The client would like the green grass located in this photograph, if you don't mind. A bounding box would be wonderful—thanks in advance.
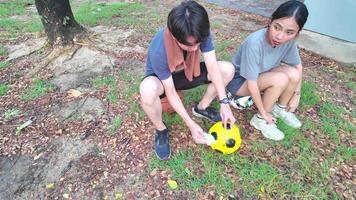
[0,84,10,96]
[0,62,9,69]
[20,79,54,100]
[3,108,21,120]
[75,2,145,26]
[0,0,33,17]
[300,80,320,110]
[149,145,341,198]
[335,145,356,161]
[0,45,8,56]
[183,85,208,105]
[335,67,356,90]
[215,40,234,61]
[211,20,223,29]
[318,102,355,142]
[109,115,123,134]
[0,18,43,34]
[92,75,118,103]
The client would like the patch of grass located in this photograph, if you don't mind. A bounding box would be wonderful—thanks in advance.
[0,18,43,34]
[92,75,118,103]
[318,102,355,142]
[109,115,123,134]
[300,80,320,110]
[75,2,145,26]
[335,145,356,161]
[163,112,184,128]
[3,108,21,120]
[20,79,54,100]
[0,84,10,96]
[183,85,207,105]
[211,20,223,29]
[0,0,33,17]
[92,75,115,88]
[0,62,9,69]
[0,45,8,56]
[276,119,300,148]
[149,148,236,196]
[345,81,356,90]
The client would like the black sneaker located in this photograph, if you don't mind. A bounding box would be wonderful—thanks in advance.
[154,129,171,160]
[192,104,222,122]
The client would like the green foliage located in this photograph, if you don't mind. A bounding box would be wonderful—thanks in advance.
[109,115,123,134]
[0,0,33,17]
[92,75,118,103]
[318,102,355,142]
[75,2,145,26]
[183,85,207,105]
[0,18,43,34]
[335,145,356,161]
[0,62,9,69]
[0,84,10,96]
[3,108,21,120]
[20,79,54,100]
[0,45,8,56]
[300,80,320,110]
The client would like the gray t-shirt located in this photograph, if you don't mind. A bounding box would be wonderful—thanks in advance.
[232,28,301,80]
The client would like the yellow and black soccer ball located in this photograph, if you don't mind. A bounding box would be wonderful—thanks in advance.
[208,122,242,155]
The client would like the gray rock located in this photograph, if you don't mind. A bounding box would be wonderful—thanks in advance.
[49,47,114,92]
[5,38,47,62]
[0,138,96,200]
[55,97,105,122]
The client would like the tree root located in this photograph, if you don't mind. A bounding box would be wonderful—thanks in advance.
[25,45,74,78]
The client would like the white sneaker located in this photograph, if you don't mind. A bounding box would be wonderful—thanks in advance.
[271,104,302,128]
[250,114,284,141]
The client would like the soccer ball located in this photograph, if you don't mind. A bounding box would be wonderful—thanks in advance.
[208,122,242,155]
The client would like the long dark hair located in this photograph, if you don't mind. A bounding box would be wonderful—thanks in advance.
[167,0,210,45]
[271,0,309,31]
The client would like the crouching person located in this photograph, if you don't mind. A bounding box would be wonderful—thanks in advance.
[227,0,309,140]
[140,0,235,160]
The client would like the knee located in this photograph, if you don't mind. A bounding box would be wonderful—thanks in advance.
[218,61,235,83]
[287,67,301,83]
[140,79,161,105]
[272,72,289,90]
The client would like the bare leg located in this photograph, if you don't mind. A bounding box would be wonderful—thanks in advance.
[271,66,301,106]
[139,76,166,130]
[235,71,289,112]
[198,61,235,109]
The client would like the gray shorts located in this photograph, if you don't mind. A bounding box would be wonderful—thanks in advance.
[227,71,246,95]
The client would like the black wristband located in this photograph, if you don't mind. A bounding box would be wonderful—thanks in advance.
[219,97,229,104]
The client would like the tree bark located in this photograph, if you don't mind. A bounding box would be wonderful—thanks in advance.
[35,0,86,45]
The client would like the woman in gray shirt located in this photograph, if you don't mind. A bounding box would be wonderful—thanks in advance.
[227,0,309,140]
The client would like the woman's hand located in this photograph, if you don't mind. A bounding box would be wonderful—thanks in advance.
[261,112,276,124]
[287,93,300,112]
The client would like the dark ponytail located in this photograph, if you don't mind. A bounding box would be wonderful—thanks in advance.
[271,0,309,31]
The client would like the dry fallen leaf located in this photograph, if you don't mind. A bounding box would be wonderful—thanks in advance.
[115,193,123,199]
[68,89,82,98]
[63,193,69,199]
[167,180,177,189]
[46,183,55,189]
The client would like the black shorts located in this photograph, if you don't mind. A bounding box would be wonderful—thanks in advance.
[143,62,211,98]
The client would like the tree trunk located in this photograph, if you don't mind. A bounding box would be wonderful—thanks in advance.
[35,0,86,45]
